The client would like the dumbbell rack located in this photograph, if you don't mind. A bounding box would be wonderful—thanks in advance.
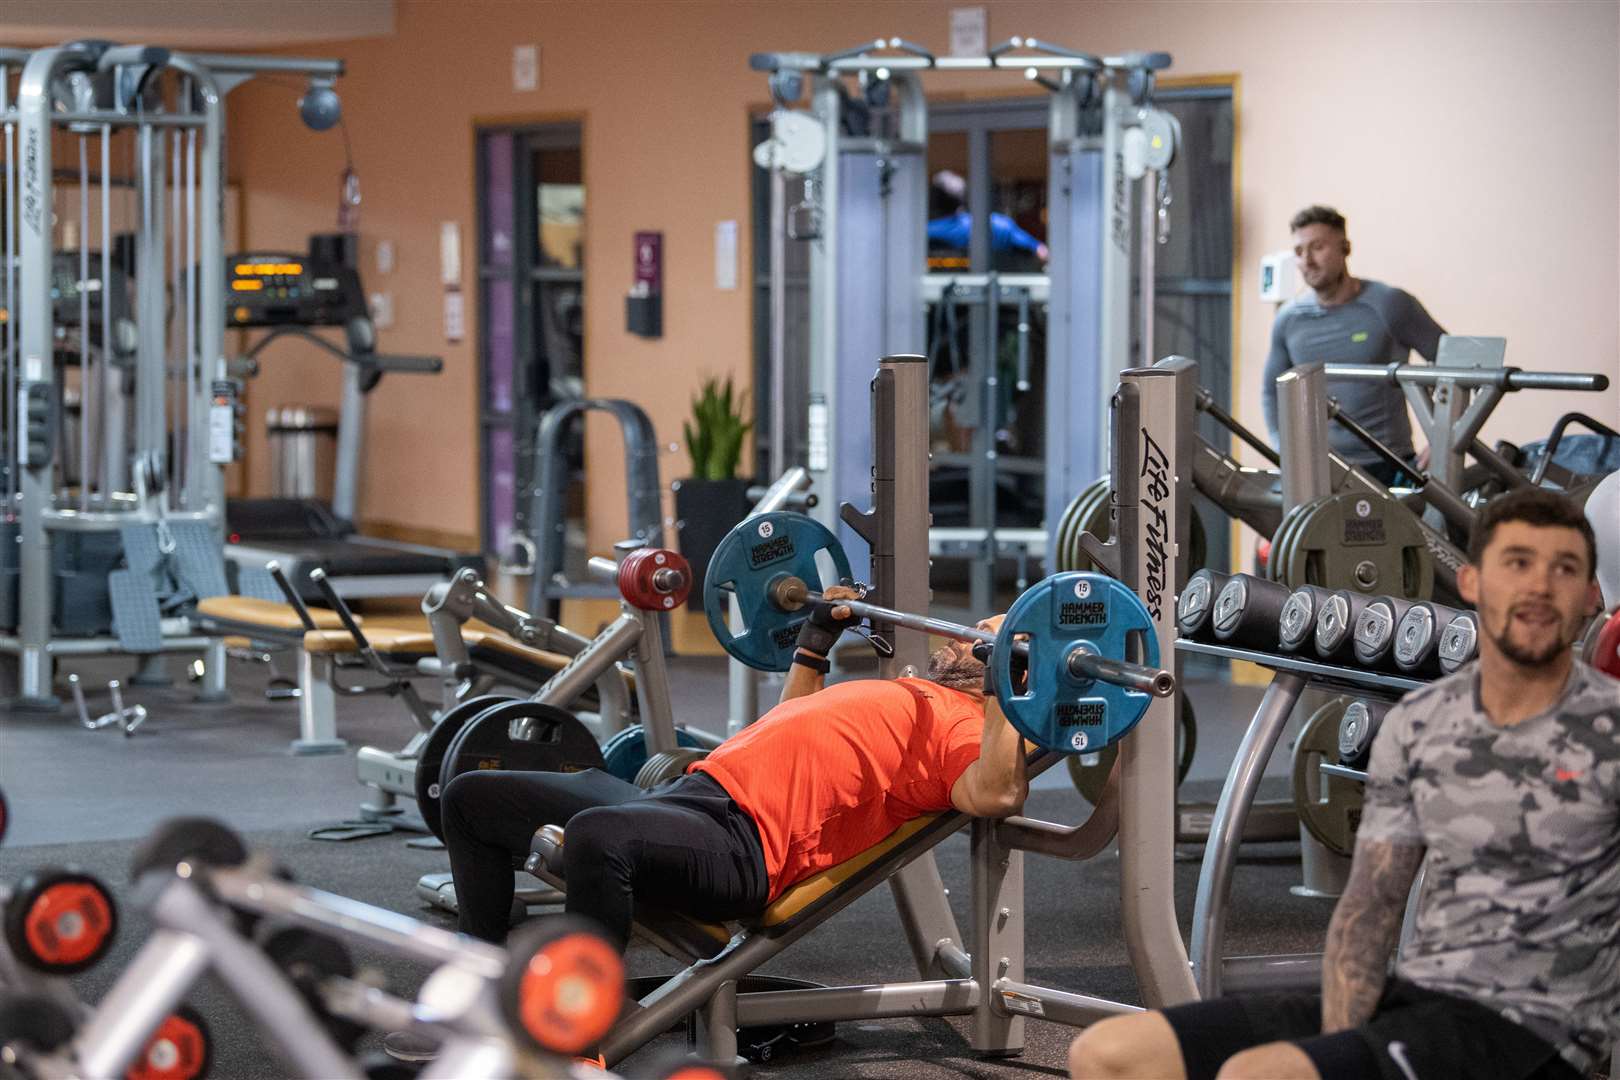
[1179,638,1421,999]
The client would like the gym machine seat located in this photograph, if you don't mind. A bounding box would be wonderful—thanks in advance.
[526,811,957,964]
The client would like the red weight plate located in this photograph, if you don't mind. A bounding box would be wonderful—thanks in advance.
[127,1009,210,1080]
[24,880,115,969]
[517,931,625,1055]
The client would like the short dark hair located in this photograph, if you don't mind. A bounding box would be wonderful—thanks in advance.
[1290,205,1346,233]
[1466,487,1597,578]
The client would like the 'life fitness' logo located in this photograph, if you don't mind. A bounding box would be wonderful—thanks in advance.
[758,521,774,539]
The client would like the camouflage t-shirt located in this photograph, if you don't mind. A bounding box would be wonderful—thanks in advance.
[1358,660,1620,1072]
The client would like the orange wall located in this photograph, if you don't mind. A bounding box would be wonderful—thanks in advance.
[226,0,1619,552]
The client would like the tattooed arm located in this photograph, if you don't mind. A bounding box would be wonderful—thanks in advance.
[1321,837,1426,1032]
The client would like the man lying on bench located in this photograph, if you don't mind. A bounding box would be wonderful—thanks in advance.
[440,585,1028,948]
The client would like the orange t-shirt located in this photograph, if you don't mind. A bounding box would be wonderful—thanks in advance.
[691,678,984,901]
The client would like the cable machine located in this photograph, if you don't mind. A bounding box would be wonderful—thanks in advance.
[0,42,344,709]
[752,36,1178,614]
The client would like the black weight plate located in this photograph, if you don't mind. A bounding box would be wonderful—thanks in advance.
[1282,492,1434,598]
[412,694,520,839]
[1265,497,1311,586]
[429,701,606,842]
[1292,697,1362,857]
[1067,697,1197,807]
[258,922,364,1051]
[0,992,76,1053]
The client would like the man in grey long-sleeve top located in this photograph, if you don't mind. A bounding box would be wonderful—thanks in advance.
[1261,205,1446,486]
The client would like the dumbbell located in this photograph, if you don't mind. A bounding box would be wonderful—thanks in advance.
[1278,584,1334,654]
[258,922,366,1051]
[1176,569,1232,641]
[1353,596,1417,670]
[1337,699,1390,770]
[1210,574,1293,651]
[1314,589,1377,665]
[128,1005,212,1080]
[3,866,118,975]
[1438,611,1479,673]
[500,916,625,1058]
[1392,601,1469,678]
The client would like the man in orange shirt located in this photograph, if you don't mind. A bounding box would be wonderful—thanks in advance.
[439,586,1029,947]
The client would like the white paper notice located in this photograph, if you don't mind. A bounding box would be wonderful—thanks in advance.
[714,220,738,291]
[439,221,462,286]
[443,290,465,343]
[512,44,539,92]
[950,7,987,57]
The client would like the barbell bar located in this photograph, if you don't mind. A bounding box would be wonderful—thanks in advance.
[769,576,1175,698]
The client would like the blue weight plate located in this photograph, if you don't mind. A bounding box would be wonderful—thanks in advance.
[600,724,707,783]
[992,572,1159,754]
[703,511,853,672]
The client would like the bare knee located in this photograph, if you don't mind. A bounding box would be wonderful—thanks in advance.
[1069,1012,1185,1080]
[1215,1042,1318,1080]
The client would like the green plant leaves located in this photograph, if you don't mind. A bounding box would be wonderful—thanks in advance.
[685,374,752,479]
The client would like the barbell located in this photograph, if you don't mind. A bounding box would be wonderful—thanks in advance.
[704,511,1174,755]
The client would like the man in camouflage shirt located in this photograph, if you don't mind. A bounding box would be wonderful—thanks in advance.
[1070,486,1617,1080]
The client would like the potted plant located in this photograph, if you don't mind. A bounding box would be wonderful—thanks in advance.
[673,374,753,608]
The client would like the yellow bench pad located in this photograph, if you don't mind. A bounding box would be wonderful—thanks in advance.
[197,595,349,631]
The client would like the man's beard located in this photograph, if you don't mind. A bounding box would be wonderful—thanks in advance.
[926,646,984,692]
[1488,601,1579,667]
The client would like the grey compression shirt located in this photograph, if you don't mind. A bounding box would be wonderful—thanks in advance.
[1262,279,1444,464]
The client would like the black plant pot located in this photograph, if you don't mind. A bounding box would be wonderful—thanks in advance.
[673,477,751,611]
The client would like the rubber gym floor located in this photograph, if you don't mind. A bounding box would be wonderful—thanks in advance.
[0,650,1337,1079]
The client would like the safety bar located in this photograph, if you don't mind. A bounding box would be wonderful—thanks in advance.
[1325,363,1609,393]
[749,36,1169,74]
[177,53,344,77]
[745,466,817,515]
[1195,388,1280,466]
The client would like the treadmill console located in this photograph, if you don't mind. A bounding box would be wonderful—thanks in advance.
[227,252,364,328]
[0,252,134,333]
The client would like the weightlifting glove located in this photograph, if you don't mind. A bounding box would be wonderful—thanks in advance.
[973,641,996,695]
[973,639,1027,695]
[796,586,859,657]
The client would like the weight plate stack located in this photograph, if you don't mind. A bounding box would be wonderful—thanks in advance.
[634,748,711,791]
[1269,492,1434,599]
[1352,596,1416,671]
[1210,574,1292,652]
[601,725,708,784]
[412,695,522,838]
[1054,478,1207,574]
[1291,697,1362,857]
[1277,584,1334,653]
[1175,569,1231,642]
[426,701,606,842]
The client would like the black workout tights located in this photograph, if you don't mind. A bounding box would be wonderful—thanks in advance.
[439,768,769,948]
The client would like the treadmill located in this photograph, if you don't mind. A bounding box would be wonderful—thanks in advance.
[224,234,482,601]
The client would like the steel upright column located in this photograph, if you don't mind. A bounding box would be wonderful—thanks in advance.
[15,45,98,707]
[1276,364,1332,513]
